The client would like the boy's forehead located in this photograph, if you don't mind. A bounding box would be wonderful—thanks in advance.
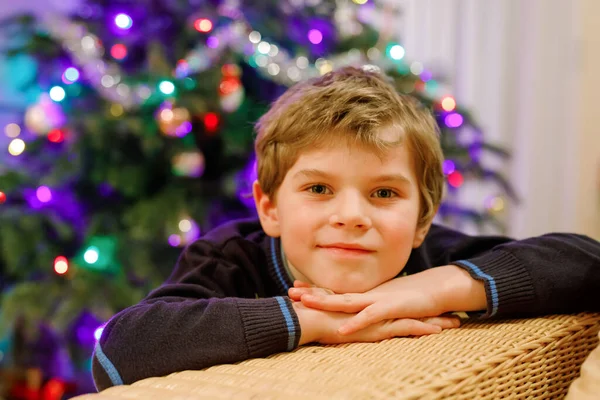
[288,141,414,177]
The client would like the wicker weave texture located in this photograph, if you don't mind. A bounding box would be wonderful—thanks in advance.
[75,313,600,400]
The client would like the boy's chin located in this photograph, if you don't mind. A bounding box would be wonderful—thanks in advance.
[316,277,380,294]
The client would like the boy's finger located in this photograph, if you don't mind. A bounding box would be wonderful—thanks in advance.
[338,304,388,335]
[389,319,442,337]
[300,293,371,313]
[288,287,331,301]
[293,280,312,288]
[421,317,461,329]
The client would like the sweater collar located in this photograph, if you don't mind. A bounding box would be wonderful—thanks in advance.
[267,236,294,294]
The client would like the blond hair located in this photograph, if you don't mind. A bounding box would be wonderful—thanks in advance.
[254,66,444,227]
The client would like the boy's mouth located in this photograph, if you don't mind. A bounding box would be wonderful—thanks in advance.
[317,243,374,255]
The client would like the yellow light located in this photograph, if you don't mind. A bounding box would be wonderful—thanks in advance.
[317,60,333,75]
[491,197,505,212]
[179,219,192,233]
[352,0,368,4]
[441,96,456,111]
[4,123,21,138]
[8,139,25,156]
[110,104,124,117]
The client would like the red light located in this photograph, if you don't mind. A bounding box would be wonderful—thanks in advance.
[194,19,213,33]
[448,171,464,188]
[204,112,219,133]
[219,77,241,95]
[0,192,6,204]
[48,129,65,143]
[221,64,240,77]
[54,256,69,275]
[110,44,128,60]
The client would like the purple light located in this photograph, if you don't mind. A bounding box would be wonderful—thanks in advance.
[168,234,181,247]
[308,29,323,44]
[237,156,258,209]
[444,113,464,128]
[420,70,433,82]
[36,186,52,203]
[206,36,219,48]
[175,121,193,137]
[442,160,456,175]
[94,325,105,341]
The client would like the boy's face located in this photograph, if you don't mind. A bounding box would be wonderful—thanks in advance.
[254,136,430,294]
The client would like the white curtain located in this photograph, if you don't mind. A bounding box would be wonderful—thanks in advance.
[395,0,600,239]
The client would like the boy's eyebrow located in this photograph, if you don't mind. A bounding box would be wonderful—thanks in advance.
[292,169,412,185]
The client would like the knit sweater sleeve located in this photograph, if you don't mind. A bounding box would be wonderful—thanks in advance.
[422,225,600,318]
[91,237,300,391]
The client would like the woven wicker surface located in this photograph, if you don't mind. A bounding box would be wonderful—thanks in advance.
[75,313,600,400]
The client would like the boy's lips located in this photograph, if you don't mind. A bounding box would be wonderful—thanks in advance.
[317,243,374,256]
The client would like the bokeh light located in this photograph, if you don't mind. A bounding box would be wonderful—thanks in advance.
[194,18,213,33]
[4,123,20,138]
[441,96,457,112]
[110,44,128,60]
[8,139,25,156]
[159,81,175,95]
[36,186,52,203]
[54,256,69,275]
[445,112,464,128]
[49,86,66,102]
[388,44,405,60]
[83,246,99,264]
[308,29,323,44]
[63,67,80,84]
[448,171,464,188]
[114,13,133,30]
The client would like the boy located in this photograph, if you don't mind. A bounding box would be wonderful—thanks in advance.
[92,67,600,391]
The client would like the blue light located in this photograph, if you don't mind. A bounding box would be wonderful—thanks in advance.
[64,67,80,82]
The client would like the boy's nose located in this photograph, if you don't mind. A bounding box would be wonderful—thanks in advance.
[328,192,372,230]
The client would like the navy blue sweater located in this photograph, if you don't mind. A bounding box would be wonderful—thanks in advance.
[92,218,600,391]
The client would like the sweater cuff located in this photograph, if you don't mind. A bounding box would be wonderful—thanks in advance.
[452,250,536,318]
[236,296,300,359]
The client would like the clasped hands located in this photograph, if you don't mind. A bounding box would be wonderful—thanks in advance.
[288,265,487,345]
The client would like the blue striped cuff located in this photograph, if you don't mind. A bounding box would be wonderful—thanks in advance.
[94,341,124,387]
[275,296,297,350]
[454,260,499,317]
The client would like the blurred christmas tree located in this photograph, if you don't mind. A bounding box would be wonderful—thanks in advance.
[0,0,513,394]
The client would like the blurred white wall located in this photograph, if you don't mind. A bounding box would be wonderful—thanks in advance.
[398,0,600,240]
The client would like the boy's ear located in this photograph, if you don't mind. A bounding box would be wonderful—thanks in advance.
[252,180,281,237]
[412,220,433,248]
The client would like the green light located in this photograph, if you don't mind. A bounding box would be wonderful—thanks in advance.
[387,44,405,61]
[159,81,175,95]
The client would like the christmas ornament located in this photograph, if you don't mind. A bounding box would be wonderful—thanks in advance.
[156,102,192,137]
[172,151,205,178]
[24,95,66,135]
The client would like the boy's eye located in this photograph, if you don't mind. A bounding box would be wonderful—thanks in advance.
[373,189,397,198]
[308,184,331,195]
